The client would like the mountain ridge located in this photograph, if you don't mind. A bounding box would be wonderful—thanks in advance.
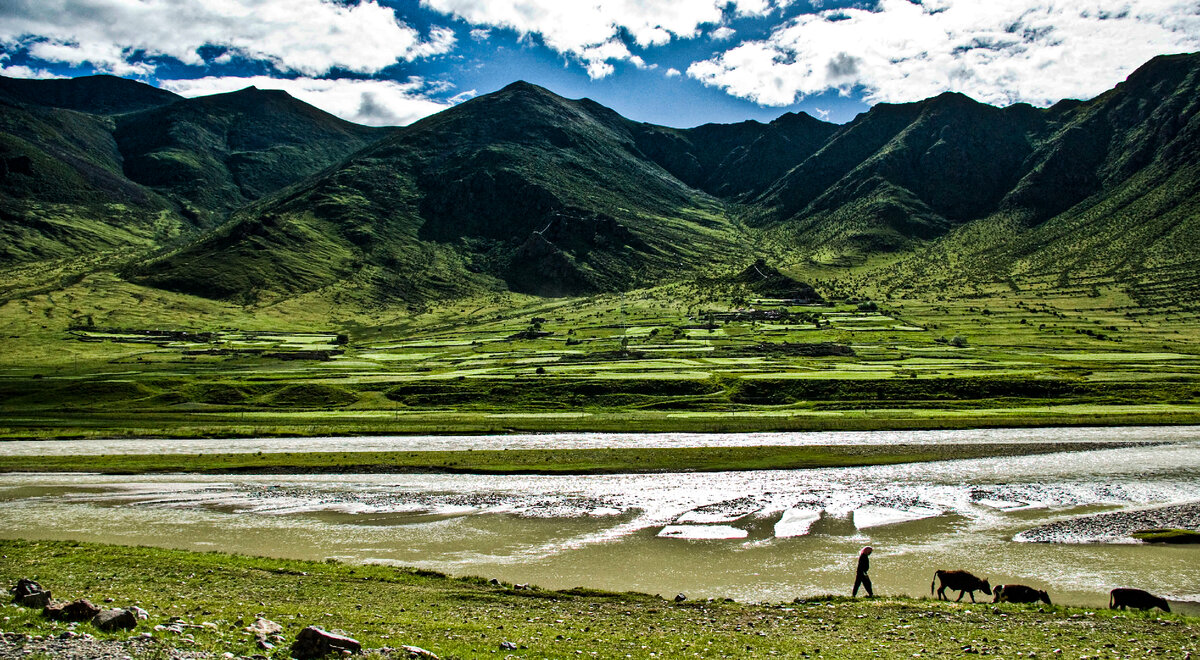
[2,52,1199,307]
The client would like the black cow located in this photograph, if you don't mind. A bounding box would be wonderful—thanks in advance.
[1109,588,1170,612]
[993,584,1051,605]
[932,570,992,602]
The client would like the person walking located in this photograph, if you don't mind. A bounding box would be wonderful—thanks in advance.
[852,546,873,597]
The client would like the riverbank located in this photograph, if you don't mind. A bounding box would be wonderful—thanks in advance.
[1,540,1196,659]
[0,441,1155,475]
[5,406,1200,440]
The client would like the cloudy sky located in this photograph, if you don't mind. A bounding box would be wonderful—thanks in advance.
[2,0,1199,127]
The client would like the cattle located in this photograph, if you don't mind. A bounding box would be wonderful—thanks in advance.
[1109,588,1170,612]
[931,570,992,602]
[993,584,1051,605]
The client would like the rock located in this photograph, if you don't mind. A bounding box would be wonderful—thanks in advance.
[10,579,47,605]
[18,592,52,609]
[93,608,138,631]
[675,593,687,603]
[246,617,283,637]
[128,606,149,621]
[399,645,439,659]
[489,578,501,586]
[44,599,101,622]
[290,626,361,658]
[500,640,518,650]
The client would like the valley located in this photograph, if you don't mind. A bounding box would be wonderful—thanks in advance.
[1,262,1199,438]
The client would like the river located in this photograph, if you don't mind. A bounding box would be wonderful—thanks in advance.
[1,429,1198,610]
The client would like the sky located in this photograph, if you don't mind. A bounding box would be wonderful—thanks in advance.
[1,1,1199,128]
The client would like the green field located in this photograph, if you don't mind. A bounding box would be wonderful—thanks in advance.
[0,441,1138,475]
[2,267,1200,438]
[1,540,1195,660]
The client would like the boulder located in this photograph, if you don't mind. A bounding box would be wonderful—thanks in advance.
[290,626,361,658]
[44,599,101,622]
[93,608,138,632]
[18,591,52,608]
[10,579,46,603]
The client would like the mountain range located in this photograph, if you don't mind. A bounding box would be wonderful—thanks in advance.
[1,53,1197,305]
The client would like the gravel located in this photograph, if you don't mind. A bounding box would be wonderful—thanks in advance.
[0,631,216,659]
[1014,501,1200,543]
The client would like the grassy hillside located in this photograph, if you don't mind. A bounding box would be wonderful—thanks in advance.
[2,55,1200,363]
[0,99,188,264]
[868,53,1200,306]
[749,53,1200,278]
[131,81,748,303]
[0,76,387,270]
[114,86,383,225]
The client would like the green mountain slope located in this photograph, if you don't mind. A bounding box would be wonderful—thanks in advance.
[0,99,184,263]
[113,87,383,225]
[871,53,1200,303]
[752,93,1048,255]
[0,76,386,265]
[632,111,837,200]
[132,81,744,301]
[4,53,1200,308]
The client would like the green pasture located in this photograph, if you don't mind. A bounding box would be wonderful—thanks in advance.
[1,265,1199,438]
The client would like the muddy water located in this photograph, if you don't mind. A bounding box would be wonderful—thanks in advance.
[1,439,1198,610]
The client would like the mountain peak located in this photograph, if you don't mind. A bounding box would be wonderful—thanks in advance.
[500,80,555,95]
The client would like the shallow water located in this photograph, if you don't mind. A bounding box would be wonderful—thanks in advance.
[2,436,1198,609]
[1,425,1196,455]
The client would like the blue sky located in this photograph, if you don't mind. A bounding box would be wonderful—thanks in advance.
[2,1,1199,128]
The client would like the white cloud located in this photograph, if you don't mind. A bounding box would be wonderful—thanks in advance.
[420,0,778,78]
[159,76,455,127]
[0,63,64,79]
[0,0,456,76]
[711,26,737,41]
[688,0,1200,107]
[665,67,682,78]
[470,28,492,41]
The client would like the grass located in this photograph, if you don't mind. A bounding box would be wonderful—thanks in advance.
[2,262,1200,439]
[0,442,1137,475]
[1131,529,1200,544]
[1,540,1195,659]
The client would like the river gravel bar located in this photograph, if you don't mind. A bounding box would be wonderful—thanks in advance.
[1016,501,1200,543]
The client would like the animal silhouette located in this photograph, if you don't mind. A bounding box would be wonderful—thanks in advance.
[931,570,992,602]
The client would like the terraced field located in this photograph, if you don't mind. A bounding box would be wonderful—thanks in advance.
[1,270,1198,438]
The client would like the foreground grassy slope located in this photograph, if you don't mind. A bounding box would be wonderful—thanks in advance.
[1,540,1195,659]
